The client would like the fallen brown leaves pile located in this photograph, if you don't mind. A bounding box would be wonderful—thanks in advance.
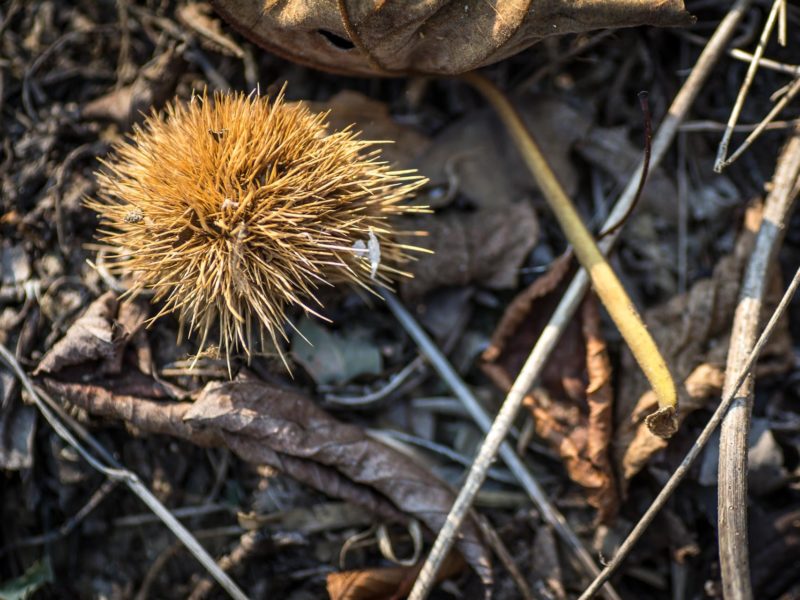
[481,202,795,517]
[614,202,794,485]
[34,294,493,589]
[482,255,620,524]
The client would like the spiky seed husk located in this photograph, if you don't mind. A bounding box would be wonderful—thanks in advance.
[87,90,426,365]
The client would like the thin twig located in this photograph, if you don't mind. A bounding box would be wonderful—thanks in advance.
[715,0,783,172]
[578,265,800,600]
[597,91,652,239]
[113,503,235,528]
[323,356,425,407]
[0,343,249,600]
[0,479,118,555]
[380,290,623,600]
[402,0,753,597]
[718,123,800,600]
[727,46,797,75]
[368,429,517,485]
[135,527,244,600]
[472,512,535,600]
[188,531,267,600]
[679,31,800,77]
[679,119,800,133]
[721,76,800,168]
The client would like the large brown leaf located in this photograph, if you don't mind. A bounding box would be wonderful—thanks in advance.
[41,375,493,588]
[184,379,492,586]
[212,0,693,76]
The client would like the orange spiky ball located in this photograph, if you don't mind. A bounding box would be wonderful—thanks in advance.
[87,90,426,363]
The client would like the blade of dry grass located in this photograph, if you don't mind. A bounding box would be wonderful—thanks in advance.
[714,0,784,172]
[463,71,677,432]
[0,343,249,600]
[680,31,800,77]
[579,264,800,600]
[402,0,754,597]
[718,123,800,600]
[721,76,800,168]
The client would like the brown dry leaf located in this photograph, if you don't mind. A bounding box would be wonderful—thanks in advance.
[516,298,618,523]
[34,292,142,376]
[615,202,795,483]
[40,375,492,587]
[575,126,679,222]
[306,91,431,168]
[481,254,578,399]
[415,96,591,210]
[81,47,184,128]
[400,202,539,299]
[326,553,465,600]
[211,0,692,76]
[483,251,572,363]
[581,296,618,523]
[481,260,619,523]
[177,2,245,57]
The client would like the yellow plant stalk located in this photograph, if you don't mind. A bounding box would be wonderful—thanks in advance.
[463,72,678,437]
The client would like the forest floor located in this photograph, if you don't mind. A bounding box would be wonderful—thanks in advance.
[2,1,800,599]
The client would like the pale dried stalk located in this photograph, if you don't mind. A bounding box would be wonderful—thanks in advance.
[579,265,800,600]
[718,123,800,600]
[726,48,798,76]
[463,71,677,429]
[0,343,248,600]
[404,0,753,597]
[681,32,800,77]
[714,0,784,171]
[722,76,800,168]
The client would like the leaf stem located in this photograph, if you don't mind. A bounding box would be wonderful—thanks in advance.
[462,71,677,435]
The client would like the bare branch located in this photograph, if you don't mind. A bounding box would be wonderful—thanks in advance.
[0,343,249,600]
[718,123,800,600]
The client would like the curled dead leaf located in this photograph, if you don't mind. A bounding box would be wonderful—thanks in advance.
[33,292,145,376]
[81,47,184,128]
[326,553,465,600]
[212,0,693,76]
[401,202,539,299]
[482,251,572,363]
[615,202,795,484]
[40,374,493,588]
[482,261,620,523]
[414,96,591,209]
